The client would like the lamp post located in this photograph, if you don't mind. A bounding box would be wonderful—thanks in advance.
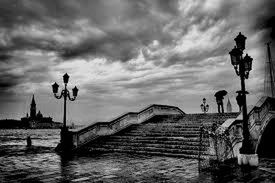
[200,98,209,113]
[229,32,258,166]
[52,73,78,150]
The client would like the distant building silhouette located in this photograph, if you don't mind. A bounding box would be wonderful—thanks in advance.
[30,95,36,119]
[21,95,62,129]
[227,98,232,113]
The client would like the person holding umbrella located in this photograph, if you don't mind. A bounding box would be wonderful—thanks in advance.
[214,90,227,113]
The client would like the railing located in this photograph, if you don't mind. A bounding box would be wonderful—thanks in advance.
[70,104,185,149]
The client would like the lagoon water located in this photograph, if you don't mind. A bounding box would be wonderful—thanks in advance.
[0,129,274,182]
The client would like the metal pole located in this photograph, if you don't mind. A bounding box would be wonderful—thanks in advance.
[63,84,67,128]
[240,61,250,153]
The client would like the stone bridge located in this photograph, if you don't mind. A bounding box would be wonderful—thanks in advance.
[217,96,275,159]
[63,96,274,160]
[69,104,185,150]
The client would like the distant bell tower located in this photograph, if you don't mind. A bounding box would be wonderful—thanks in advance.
[30,95,36,118]
[227,98,232,113]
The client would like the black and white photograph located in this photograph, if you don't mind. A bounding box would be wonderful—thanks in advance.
[0,0,275,182]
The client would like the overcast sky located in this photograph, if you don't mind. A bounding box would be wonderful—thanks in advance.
[0,0,274,125]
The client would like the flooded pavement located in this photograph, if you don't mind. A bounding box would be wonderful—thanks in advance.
[1,147,275,183]
[1,129,275,182]
[0,148,199,182]
[0,129,60,147]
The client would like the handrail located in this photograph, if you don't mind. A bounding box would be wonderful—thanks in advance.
[70,104,185,149]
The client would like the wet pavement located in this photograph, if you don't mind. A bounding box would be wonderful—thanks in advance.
[1,129,275,182]
[0,146,199,182]
[0,145,275,183]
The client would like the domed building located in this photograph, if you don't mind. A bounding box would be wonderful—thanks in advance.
[21,95,62,128]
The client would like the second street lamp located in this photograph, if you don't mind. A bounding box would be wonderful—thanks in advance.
[200,98,209,113]
[229,32,258,166]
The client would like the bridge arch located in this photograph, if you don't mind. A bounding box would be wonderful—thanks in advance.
[256,118,275,158]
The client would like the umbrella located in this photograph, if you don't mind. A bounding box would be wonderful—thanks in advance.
[214,90,227,98]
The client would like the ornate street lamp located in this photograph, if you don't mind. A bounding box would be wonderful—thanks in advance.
[200,98,209,113]
[52,73,78,150]
[229,32,257,166]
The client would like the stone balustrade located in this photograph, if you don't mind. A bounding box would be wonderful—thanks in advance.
[70,104,185,149]
[211,96,275,160]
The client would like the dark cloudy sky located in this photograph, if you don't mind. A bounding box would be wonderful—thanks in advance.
[0,0,274,125]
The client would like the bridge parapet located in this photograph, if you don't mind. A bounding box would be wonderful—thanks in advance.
[248,97,271,129]
[70,104,184,149]
[212,96,275,160]
[246,97,275,145]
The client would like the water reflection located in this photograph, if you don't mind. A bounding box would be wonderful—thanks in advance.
[0,129,60,147]
[56,153,199,182]
[1,129,274,182]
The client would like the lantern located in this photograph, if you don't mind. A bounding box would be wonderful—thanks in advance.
[63,73,70,84]
[229,46,243,66]
[72,86,79,97]
[243,54,253,72]
[234,32,247,51]
[52,82,59,94]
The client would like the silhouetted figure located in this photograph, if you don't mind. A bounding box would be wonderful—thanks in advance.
[214,90,227,113]
[27,136,32,147]
[216,97,224,113]
[236,92,244,112]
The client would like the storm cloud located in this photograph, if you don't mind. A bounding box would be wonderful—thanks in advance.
[0,0,274,123]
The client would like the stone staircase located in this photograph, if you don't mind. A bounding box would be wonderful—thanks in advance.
[78,113,239,158]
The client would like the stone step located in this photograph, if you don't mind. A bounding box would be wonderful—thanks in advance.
[138,122,202,126]
[100,138,209,146]
[109,136,207,142]
[122,132,200,137]
[126,127,202,131]
[125,125,205,134]
[87,145,205,155]
[101,139,209,145]
[86,148,207,159]
[134,126,203,130]
[126,128,201,133]
[138,123,203,127]
[91,142,208,151]
[128,126,201,130]
[127,129,201,134]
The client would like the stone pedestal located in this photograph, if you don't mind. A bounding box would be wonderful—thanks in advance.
[237,154,259,167]
[55,127,73,152]
[60,127,69,145]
